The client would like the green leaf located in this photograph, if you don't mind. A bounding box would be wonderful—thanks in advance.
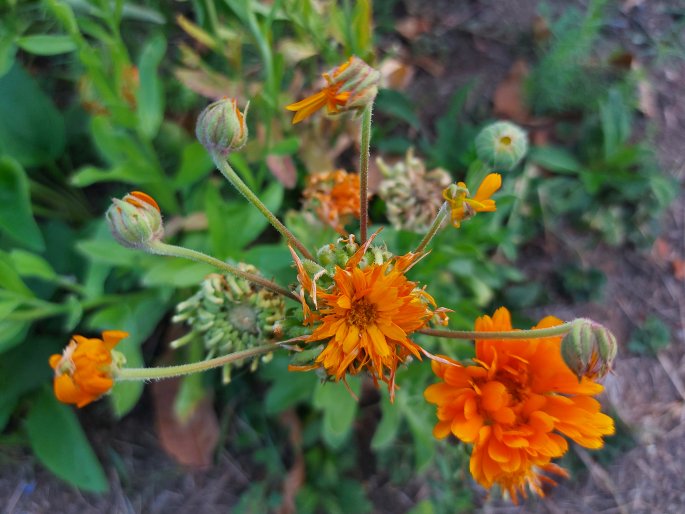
[0,319,29,353]
[0,31,16,78]
[261,357,318,415]
[173,141,214,188]
[0,250,33,297]
[313,379,360,449]
[10,249,57,281]
[25,388,108,492]
[0,336,56,431]
[15,35,77,56]
[0,157,45,251]
[137,32,166,139]
[206,181,284,258]
[600,87,631,160]
[529,146,583,174]
[75,239,141,267]
[142,259,215,287]
[371,393,401,450]
[0,63,65,166]
[109,338,144,417]
[375,89,419,128]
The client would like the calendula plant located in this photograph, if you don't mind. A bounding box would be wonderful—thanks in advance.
[49,55,619,505]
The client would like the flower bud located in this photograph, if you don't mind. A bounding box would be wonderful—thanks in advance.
[106,191,163,249]
[196,98,249,155]
[561,319,618,380]
[331,56,380,112]
[475,121,528,171]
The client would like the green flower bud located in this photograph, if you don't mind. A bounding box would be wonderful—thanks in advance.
[106,191,163,249]
[196,98,249,155]
[475,121,528,171]
[561,319,618,380]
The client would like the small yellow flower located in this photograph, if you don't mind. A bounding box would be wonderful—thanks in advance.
[442,173,502,228]
[49,331,129,407]
[286,56,380,124]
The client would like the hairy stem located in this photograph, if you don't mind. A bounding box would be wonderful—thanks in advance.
[212,154,315,261]
[117,343,281,381]
[418,321,575,340]
[414,202,449,254]
[147,241,298,302]
[358,104,373,243]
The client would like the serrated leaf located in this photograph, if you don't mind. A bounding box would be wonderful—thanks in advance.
[26,388,108,492]
[0,63,65,166]
[0,157,45,251]
[15,35,77,56]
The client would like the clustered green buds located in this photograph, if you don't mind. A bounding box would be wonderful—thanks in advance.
[377,148,452,232]
[196,98,249,156]
[561,319,618,380]
[172,264,285,383]
[106,191,164,249]
[475,121,528,171]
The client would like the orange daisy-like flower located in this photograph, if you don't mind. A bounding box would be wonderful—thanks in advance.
[443,173,501,228]
[303,170,361,234]
[49,331,129,407]
[286,56,380,124]
[425,308,614,502]
[291,235,438,398]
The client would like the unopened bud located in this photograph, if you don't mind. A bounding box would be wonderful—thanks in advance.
[331,56,380,113]
[475,121,528,171]
[561,319,617,380]
[106,191,163,248]
[196,98,249,155]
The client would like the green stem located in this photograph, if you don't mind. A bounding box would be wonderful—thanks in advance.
[117,343,281,381]
[147,241,299,302]
[414,202,449,254]
[359,103,373,243]
[211,154,315,261]
[418,322,575,340]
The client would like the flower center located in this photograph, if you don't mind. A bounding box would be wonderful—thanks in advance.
[347,298,377,329]
[228,303,259,334]
[499,135,512,146]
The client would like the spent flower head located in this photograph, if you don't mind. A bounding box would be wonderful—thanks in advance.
[196,98,249,155]
[377,148,452,232]
[286,56,380,124]
[106,191,163,248]
[49,331,128,407]
[172,265,286,383]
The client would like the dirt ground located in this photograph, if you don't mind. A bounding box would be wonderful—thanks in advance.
[2,1,685,513]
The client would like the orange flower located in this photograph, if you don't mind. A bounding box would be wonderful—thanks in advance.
[442,173,501,228]
[49,331,129,407]
[291,234,436,398]
[286,56,379,124]
[303,170,361,234]
[425,308,614,502]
